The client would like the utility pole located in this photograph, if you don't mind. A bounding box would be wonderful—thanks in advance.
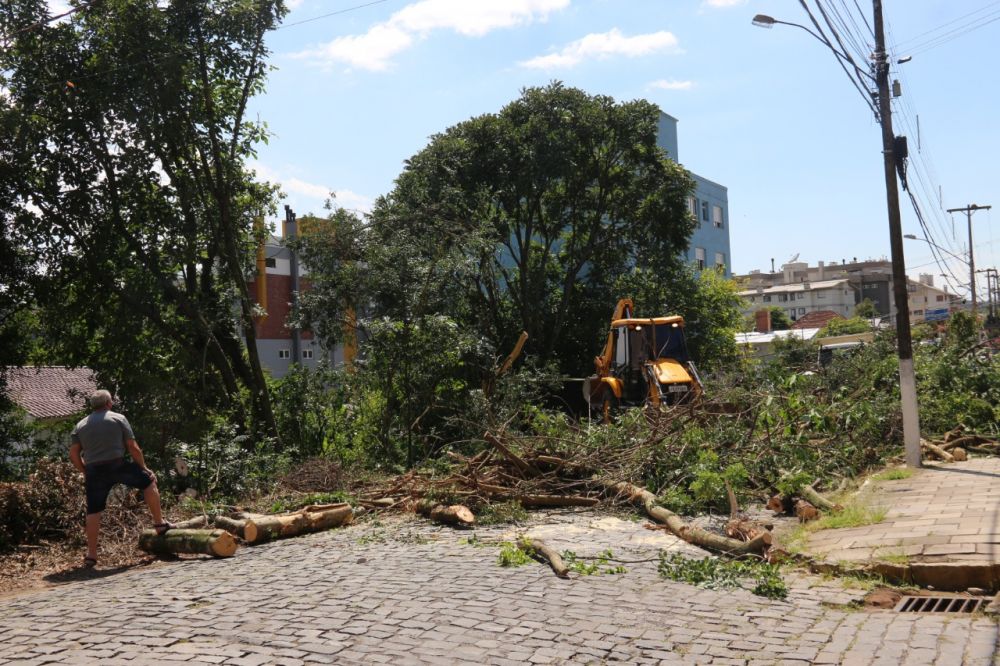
[874,0,921,468]
[946,204,991,313]
[284,205,302,366]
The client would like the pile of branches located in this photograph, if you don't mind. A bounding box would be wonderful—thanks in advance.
[359,417,775,557]
[921,427,1000,463]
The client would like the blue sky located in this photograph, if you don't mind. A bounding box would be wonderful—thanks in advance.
[248,0,1000,299]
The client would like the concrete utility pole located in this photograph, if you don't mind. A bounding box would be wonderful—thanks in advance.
[946,204,992,313]
[873,0,922,469]
[284,205,302,365]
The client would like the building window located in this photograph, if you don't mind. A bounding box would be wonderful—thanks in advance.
[695,247,706,270]
[796,293,804,300]
[688,196,698,217]
[302,349,314,360]
[798,307,806,315]
[265,257,277,268]
[763,295,772,303]
[712,205,723,228]
[278,349,290,360]
[779,294,788,302]
[817,292,826,299]
[714,252,725,271]
[701,201,709,222]
[936,294,945,302]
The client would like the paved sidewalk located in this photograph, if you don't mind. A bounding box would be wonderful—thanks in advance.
[0,510,997,665]
[804,457,1000,589]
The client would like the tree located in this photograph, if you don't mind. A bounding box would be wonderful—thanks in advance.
[854,298,878,319]
[0,0,286,444]
[766,307,792,331]
[820,317,872,337]
[296,208,492,468]
[367,82,696,376]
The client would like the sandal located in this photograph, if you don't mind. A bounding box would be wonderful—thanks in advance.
[154,521,176,536]
[83,556,97,569]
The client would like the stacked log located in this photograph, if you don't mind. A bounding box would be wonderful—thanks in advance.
[138,528,238,558]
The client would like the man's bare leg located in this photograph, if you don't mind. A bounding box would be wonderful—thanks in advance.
[143,482,164,525]
[85,512,101,561]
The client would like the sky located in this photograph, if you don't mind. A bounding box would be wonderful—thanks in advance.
[246,0,1000,300]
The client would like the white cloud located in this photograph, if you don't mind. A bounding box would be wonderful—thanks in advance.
[647,79,694,91]
[520,29,681,69]
[702,0,747,7]
[250,161,372,212]
[285,0,305,8]
[293,0,569,71]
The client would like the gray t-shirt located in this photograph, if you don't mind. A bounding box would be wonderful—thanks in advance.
[70,410,135,464]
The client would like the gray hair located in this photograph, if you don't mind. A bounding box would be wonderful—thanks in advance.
[89,390,113,410]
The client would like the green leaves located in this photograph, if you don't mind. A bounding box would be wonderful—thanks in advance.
[657,553,787,599]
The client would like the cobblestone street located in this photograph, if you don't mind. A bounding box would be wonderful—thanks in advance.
[0,511,997,665]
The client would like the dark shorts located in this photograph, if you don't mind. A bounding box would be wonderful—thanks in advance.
[84,460,153,515]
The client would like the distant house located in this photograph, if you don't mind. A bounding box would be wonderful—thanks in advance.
[735,328,821,359]
[791,310,845,331]
[4,366,97,453]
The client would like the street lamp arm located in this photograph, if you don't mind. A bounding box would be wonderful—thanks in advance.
[753,15,855,63]
[903,234,966,263]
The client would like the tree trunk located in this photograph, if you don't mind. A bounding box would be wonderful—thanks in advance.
[138,528,237,558]
[921,438,955,463]
[799,483,843,512]
[172,516,209,530]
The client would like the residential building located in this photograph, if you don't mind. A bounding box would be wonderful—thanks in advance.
[657,113,731,277]
[251,212,349,379]
[735,259,957,325]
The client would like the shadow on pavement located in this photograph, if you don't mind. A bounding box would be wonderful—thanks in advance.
[43,561,151,585]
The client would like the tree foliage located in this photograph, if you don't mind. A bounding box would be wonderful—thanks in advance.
[0,0,287,444]
[367,82,697,376]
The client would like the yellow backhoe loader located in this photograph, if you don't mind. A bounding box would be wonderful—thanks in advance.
[583,298,703,421]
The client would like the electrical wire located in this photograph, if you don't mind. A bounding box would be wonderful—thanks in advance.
[892,0,1000,49]
[274,0,393,30]
[907,10,1000,56]
[797,0,880,122]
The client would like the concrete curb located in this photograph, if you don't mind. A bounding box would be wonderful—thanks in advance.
[810,558,1000,594]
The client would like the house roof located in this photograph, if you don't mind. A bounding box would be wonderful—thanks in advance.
[791,310,845,330]
[738,278,849,296]
[735,328,821,346]
[4,366,97,419]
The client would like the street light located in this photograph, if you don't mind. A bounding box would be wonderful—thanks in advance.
[904,234,971,302]
[753,3,922,469]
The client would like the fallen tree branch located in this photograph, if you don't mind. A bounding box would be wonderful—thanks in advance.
[484,431,542,478]
[799,483,842,513]
[921,438,955,463]
[213,515,256,542]
[595,478,771,556]
[519,537,569,578]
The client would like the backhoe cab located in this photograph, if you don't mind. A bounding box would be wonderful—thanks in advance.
[584,298,703,421]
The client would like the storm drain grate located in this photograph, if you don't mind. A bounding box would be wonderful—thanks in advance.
[895,596,986,613]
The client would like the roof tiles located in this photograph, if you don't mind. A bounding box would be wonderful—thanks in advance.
[4,366,98,419]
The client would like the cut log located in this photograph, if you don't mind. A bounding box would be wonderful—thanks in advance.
[172,516,209,530]
[921,438,955,463]
[138,528,237,558]
[951,447,968,462]
[794,500,820,523]
[519,537,569,578]
[725,518,771,542]
[475,483,599,508]
[766,494,795,515]
[799,483,843,513]
[244,513,309,544]
[213,515,258,543]
[415,500,475,527]
[303,505,354,530]
[244,505,354,544]
[596,478,771,556]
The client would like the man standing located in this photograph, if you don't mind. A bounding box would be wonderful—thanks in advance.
[69,390,173,568]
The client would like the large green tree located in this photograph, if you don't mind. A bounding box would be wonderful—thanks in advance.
[363,82,697,375]
[0,0,286,444]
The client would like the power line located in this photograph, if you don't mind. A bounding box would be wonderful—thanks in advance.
[907,10,1000,56]
[892,0,1000,49]
[275,0,393,30]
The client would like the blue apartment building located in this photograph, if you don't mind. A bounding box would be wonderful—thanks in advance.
[657,112,731,277]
